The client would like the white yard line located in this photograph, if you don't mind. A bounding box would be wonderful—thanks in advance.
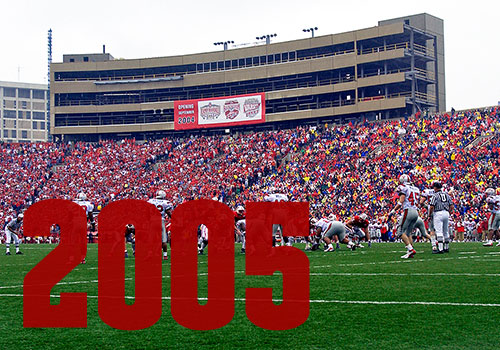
[1,293,499,308]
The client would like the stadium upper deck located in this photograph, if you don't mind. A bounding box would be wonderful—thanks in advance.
[50,13,445,141]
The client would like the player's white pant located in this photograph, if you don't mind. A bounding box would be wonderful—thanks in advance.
[5,230,20,248]
[433,210,449,246]
[489,213,500,231]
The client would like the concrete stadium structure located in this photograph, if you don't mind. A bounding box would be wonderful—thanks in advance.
[50,13,445,141]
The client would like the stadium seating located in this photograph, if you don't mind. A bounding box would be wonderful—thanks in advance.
[1,106,498,236]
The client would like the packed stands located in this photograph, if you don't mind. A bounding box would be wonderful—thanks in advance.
[1,106,499,236]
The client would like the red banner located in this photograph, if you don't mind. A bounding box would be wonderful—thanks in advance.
[174,93,265,130]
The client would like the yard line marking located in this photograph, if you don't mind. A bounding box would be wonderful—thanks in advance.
[1,293,500,307]
[310,272,500,277]
[458,251,477,254]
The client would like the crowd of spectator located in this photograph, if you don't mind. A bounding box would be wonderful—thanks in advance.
[1,106,499,239]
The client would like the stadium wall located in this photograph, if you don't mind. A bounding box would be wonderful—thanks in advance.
[50,13,444,141]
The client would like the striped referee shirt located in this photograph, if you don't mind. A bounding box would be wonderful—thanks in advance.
[429,191,453,212]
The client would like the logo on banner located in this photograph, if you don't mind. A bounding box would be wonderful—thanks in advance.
[200,103,221,120]
[223,100,240,120]
[243,98,261,118]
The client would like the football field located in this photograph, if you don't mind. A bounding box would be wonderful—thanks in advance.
[1,243,500,350]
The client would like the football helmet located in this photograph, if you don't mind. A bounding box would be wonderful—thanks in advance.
[399,174,410,184]
[485,188,495,196]
[156,190,166,199]
[360,213,368,221]
[327,214,337,221]
[236,205,244,214]
[77,193,87,201]
[310,218,318,226]
[17,213,24,220]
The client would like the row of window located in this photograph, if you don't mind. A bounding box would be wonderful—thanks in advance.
[2,99,47,109]
[1,110,46,120]
[2,88,46,99]
[2,120,46,129]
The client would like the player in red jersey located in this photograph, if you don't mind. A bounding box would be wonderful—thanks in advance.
[346,213,371,247]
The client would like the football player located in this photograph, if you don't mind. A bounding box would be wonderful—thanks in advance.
[388,175,421,259]
[483,187,500,247]
[346,213,371,248]
[236,218,246,254]
[124,224,135,258]
[74,192,94,264]
[420,187,438,252]
[148,190,173,260]
[234,205,245,246]
[264,188,290,247]
[198,224,208,255]
[5,214,24,255]
[310,217,356,252]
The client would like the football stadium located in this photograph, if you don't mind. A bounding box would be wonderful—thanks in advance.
[1,7,500,350]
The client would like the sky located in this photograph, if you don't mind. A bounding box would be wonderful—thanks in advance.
[0,0,498,110]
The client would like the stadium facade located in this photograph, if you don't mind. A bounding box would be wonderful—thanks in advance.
[50,13,445,141]
[0,81,49,142]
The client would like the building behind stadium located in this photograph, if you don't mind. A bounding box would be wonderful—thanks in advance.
[50,13,445,142]
[0,81,49,142]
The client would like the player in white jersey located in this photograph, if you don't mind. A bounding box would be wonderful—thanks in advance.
[264,190,290,246]
[197,224,208,255]
[483,188,500,246]
[148,190,173,260]
[5,214,24,255]
[419,188,438,252]
[235,219,246,254]
[388,174,421,259]
[73,193,94,264]
[311,218,356,252]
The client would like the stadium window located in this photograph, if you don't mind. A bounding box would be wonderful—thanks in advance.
[33,90,45,100]
[22,130,27,139]
[83,56,89,62]
[238,58,245,67]
[252,57,259,65]
[26,111,31,119]
[210,62,217,71]
[282,53,289,61]
[260,56,266,65]
[3,130,7,138]
[217,61,224,70]
[3,87,16,97]
[21,101,27,109]
[69,58,75,62]
[33,111,45,120]
[32,121,38,129]
[225,61,230,69]
[40,122,45,129]
[231,59,237,68]
[203,63,210,72]
[19,89,30,99]
[267,55,274,63]
[274,54,281,63]
[18,111,23,119]
[4,110,16,118]
[11,130,16,138]
[245,57,252,66]
[289,52,296,60]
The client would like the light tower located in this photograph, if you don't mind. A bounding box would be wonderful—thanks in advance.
[47,29,52,141]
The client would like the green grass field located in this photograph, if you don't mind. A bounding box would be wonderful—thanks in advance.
[1,242,500,350]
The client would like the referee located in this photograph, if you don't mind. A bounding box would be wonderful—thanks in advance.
[427,181,454,253]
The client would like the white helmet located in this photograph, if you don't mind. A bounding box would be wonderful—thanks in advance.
[399,174,410,184]
[360,213,368,221]
[17,213,24,220]
[327,214,337,221]
[77,192,87,201]
[156,190,166,199]
[236,205,244,214]
[268,186,276,194]
[310,218,318,226]
[485,188,495,196]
